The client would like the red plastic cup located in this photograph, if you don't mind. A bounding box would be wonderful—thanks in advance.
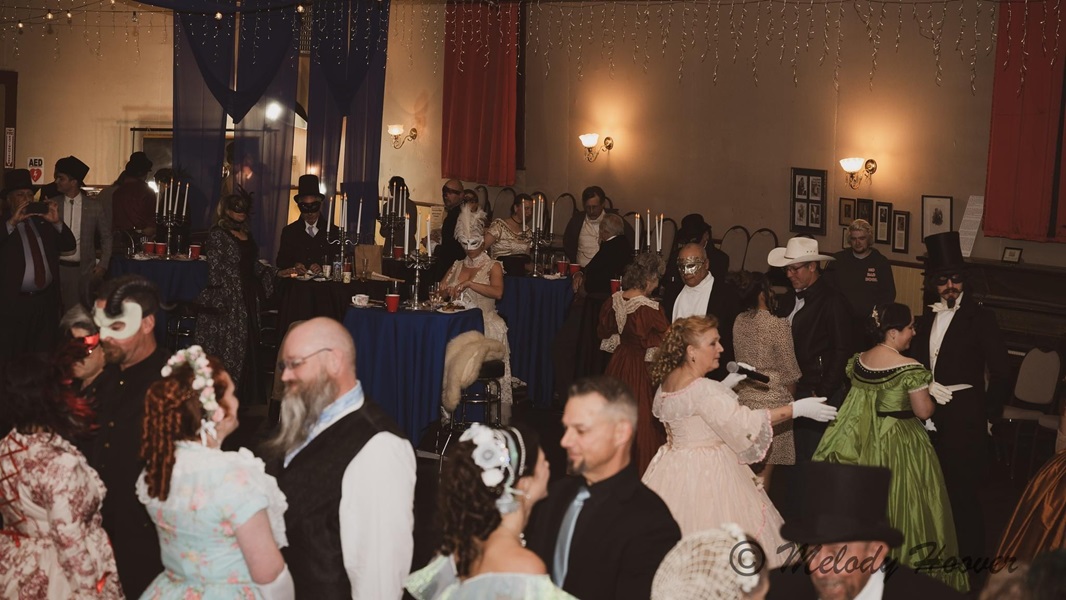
[143,241,155,254]
[393,246,405,259]
[569,263,581,275]
[610,278,621,294]
[188,244,202,259]
[385,294,400,313]
[556,261,568,275]
[154,243,168,256]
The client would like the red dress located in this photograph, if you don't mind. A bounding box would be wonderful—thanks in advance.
[598,292,670,474]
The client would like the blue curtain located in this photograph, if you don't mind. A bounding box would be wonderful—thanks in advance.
[307,0,390,244]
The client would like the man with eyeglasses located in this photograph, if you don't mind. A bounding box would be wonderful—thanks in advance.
[910,232,1009,576]
[432,178,466,281]
[264,317,415,599]
[827,219,896,350]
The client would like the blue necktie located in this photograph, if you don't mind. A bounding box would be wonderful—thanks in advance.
[552,485,590,586]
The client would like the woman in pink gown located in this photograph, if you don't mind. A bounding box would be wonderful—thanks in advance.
[642,315,838,568]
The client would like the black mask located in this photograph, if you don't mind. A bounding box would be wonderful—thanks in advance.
[297,201,322,214]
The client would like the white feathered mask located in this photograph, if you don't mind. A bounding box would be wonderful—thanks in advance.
[455,205,486,250]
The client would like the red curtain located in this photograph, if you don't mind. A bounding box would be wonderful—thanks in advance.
[441,2,519,186]
[985,4,1066,242]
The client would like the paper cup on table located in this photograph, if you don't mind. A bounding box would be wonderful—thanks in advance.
[393,246,405,259]
[143,241,155,255]
[352,294,369,307]
[569,263,581,275]
[155,243,168,256]
[385,293,400,313]
[188,244,201,259]
[322,264,332,278]
[556,260,569,275]
[342,272,351,283]
[610,278,621,294]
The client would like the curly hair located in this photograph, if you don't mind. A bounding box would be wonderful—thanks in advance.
[438,424,540,577]
[621,253,664,291]
[865,302,912,348]
[651,315,719,386]
[0,353,86,441]
[140,355,226,501]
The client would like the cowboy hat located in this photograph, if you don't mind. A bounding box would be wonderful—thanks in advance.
[767,237,835,268]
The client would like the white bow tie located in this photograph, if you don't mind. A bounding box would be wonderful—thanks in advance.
[930,301,959,314]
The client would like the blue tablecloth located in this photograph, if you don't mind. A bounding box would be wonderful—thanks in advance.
[498,276,575,407]
[342,307,484,443]
[109,256,208,346]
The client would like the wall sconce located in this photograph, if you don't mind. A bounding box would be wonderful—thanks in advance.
[839,157,877,189]
[579,133,614,162]
[387,124,417,149]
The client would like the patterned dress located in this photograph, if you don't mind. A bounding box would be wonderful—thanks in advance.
[137,442,288,599]
[406,555,576,600]
[813,356,968,593]
[732,309,802,465]
[0,430,123,599]
[486,218,531,259]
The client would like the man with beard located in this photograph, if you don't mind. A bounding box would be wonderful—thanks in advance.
[525,376,680,600]
[910,232,1009,576]
[276,174,329,273]
[431,178,465,281]
[88,274,167,597]
[264,317,415,598]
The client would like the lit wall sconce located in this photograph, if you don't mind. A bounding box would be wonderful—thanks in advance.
[579,133,614,162]
[839,157,877,189]
[387,124,417,149]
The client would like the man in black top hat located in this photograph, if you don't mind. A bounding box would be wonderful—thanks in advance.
[51,155,112,310]
[910,231,1009,572]
[276,174,329,273]
[767,462,966,599]
[0,168,76,358]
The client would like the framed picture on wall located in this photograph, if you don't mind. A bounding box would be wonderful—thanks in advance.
[839,197,856,225]
[921,195,953,239]
[842,227,850,249]
[1002,247,1023,263]
[790,167,827,235]
[856,198,874,222]
[874,201,893,243]
[892,210,910,253]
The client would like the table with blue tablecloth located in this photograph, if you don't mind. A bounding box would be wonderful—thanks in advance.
[342,307,484,443]
[110,256,208,346]
[497,275,575,407]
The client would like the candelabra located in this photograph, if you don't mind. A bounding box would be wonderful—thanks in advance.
[404,250,435,309]
[378,213,405,259]
[528,229,552,278]
[158,215,187,259]
[328,228,356,280]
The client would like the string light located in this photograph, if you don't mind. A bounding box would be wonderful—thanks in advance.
[296,4,305,14]
[214,12,223,21]
[45,11,54,20]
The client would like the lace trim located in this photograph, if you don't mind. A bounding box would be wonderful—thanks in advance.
[737,409,773,464]
[644,347,659,362]
[601,292,661,353]
[908,383,930,393]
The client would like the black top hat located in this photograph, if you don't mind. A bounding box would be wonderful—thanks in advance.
[294,174,325,201]
[924,231,968,276]
[677,214,712,245]
[1,169,38,198]
[55,156,90,183]
[125,152,153,176]
[779,462,904,547]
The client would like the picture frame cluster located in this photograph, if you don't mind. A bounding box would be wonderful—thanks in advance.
[790,167,827,236]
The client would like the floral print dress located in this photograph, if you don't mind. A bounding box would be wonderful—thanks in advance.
[136,442,288,599]
[0,430,124,599]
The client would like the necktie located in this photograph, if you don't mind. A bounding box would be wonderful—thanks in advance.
[307,224,315,237]
[795,290,807,300]
[22,221,47,289]
[552,485,590,586]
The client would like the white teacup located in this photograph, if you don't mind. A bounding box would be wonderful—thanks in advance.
[323,264,332,278]
[352,294,369,307]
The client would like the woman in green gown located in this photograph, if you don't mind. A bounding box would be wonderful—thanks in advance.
[813,302,969,593]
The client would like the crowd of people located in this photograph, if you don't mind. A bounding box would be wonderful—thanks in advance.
[1,160,1065,600]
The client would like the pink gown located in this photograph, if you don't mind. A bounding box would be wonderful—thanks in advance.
[641,378,790,568]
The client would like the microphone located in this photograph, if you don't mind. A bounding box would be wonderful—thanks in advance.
[726,361,770,384]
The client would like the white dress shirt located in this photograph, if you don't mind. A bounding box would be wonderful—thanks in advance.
[787,295,806,324]
[577,214,604,266]
[286,382,416,600]
[672,272,715,322]
[928,292,963,375]
[61,192,83,259]
[305,220,318,238]
[849,567,886,600]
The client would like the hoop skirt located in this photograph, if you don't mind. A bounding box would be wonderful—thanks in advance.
[641,378,790,568]
[813,356,968,593]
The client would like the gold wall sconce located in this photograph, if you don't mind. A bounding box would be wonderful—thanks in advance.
[839,157,877,189]
[579,133,614,162]
[388,124,417,149]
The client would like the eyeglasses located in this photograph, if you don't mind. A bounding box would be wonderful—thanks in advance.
[784,263,811,274]
[277,347,333,373]
[442,186,463,195]
[934,274,964,285]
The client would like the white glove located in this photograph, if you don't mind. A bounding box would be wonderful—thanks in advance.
[929,382,953,405]
[924,419,938,432]
[721,372,747,390]
[736,361,757,372]
[258,564,294,600]
[792,396,837,422]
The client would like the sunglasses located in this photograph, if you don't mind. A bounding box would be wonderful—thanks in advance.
[934,274,964,285]
[442,186,463,195]
[77,333,100,355]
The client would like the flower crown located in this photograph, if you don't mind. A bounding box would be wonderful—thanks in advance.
[459,424,527,515]
[721,522,761,594]
[160,345,223,444]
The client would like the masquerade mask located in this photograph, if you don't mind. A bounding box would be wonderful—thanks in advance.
[93,301,144,341]
[460,237,484,250]
[678,257,705,276]
[78,333,101,356]
[934,273,964,286]
[297,200,322,214]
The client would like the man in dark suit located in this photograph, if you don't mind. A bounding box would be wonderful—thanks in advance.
[768,462,966,599]
[431,178,465,282]
[661,242,741,380]
[910,231,1009,570]
[562,185,635,266]
[276,174,330,273]
[526,376,681,600]
[574,213,632,295]
[0,168,76,358]
[661,213,729,295]
[52,155,112,310]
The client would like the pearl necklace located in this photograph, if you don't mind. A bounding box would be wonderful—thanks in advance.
[877,343,900,355]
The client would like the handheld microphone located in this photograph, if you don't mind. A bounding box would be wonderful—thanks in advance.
[726,361,770,384]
